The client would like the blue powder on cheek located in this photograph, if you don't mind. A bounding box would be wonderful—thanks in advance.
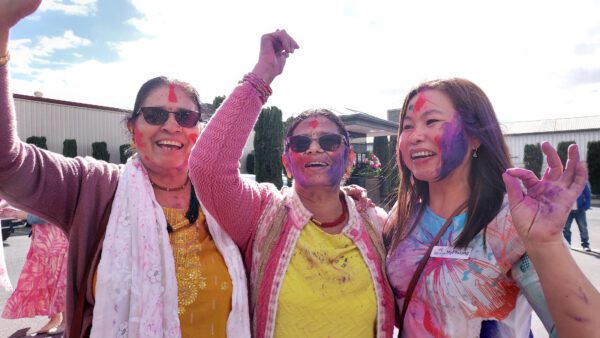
[438,118,468,180]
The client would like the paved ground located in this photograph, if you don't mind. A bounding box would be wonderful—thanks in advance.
[2,206,600,337]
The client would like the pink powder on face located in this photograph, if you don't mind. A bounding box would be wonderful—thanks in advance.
[309,119,319,129]
[168,84,178,103]
[134,131,145,149]
[188,133,199,144]
[413,94,427,112]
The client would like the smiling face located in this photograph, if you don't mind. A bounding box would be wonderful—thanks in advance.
[282,116,353,189]
[129,84,200,175]
[399,89,477,183]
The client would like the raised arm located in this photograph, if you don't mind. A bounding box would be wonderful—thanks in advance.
[503,141,600,337]
[189,30,298,252]
[0,0,119,232]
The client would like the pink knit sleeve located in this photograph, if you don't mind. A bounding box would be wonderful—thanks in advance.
[189,81,277,253]
[0,65,120,233]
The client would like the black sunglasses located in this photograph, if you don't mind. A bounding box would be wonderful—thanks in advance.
[286,134,348,153]
[136,107,201,128]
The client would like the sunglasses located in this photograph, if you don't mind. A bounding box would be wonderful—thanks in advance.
[136,107,201,128]
[286,134,348,153]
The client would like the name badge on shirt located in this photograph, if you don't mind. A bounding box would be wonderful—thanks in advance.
[431,246,472,259]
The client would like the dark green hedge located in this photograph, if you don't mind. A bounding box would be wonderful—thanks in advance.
[25,136,47,149]
[63,139,77,157]
[588,141,600,195]
[92,141,110,162]
[523,143,542,178]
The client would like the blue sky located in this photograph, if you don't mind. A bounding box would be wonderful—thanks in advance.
[7,0,600,122]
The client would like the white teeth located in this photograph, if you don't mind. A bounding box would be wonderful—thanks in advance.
[306,162,327,167]
[157,140,183,148]
[411,151,434,159]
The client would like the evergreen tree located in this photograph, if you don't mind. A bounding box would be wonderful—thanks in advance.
[588,141,600,195]
[63,139,77,158]
[254,106,284,189]
[557,140,575,166]
[523,143,542,178]
[212,95,226,110]
[92,141,110,162]
[25,136,47,149]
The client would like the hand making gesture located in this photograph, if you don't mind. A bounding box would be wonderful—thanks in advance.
[251,29,299,85]
[503,141,587,245]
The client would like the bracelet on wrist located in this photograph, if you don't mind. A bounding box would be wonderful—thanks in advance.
[0,52,9,67]
[239,72,272,104]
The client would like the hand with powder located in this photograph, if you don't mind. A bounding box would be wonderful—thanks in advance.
[502,141,586,245]
[502,141,600,337]
[251,29,299,85]
[0,0,41,56]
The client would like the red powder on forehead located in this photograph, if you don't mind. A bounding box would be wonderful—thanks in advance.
[309,119,319,129]
[168,84,178,103]
[414,94,427,112]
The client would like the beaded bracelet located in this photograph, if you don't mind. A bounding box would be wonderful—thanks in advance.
[0,52,9,67]
[240,72,272,104]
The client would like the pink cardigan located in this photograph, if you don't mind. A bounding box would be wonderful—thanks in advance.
[189,81,395,338]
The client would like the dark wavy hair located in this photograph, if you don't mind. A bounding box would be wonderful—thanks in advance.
[387,78,512,250]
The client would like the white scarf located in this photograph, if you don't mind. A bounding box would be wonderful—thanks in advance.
[91,155,181,338]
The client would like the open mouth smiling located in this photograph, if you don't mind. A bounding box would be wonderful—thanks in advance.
[410,150,436,160]
[305,161,328,168]
[156,140,184,150]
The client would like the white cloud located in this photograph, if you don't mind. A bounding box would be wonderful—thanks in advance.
[9,0,600,122]
[39,0,97,16]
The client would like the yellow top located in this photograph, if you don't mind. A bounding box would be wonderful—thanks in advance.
[274,220,377,338]
[165,207,232,338]
[93,207,232,338]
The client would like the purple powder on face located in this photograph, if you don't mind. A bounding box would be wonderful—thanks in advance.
[437,115,469,180]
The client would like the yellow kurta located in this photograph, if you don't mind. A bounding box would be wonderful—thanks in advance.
[165,207,232,338]
[274,220,377,338]
[93,207,232,338]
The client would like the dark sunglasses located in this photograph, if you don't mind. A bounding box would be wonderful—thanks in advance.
[286,134,348,153]
[136,107,201,128]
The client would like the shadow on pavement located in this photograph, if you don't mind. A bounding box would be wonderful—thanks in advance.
[571,247,600,259]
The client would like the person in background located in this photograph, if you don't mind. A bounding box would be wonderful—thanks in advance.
[0,204,67,336]
[563,182,592,251]
[0,199,13,293]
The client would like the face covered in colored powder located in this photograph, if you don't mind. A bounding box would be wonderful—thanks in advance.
[399,89,478,183]
[129,84,200,175]
[282,116,353,190]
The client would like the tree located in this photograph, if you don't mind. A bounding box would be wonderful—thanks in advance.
[212,95,226,110]
[254,106,284,189]
[92,141,110,162]
[557,140,575,166]
[382,135,399,209]
[523,143,542,178]
[283,115,295,187]
[246,151,255,174]
[119,144,132,164]
[63,139,77,158]
[588,141,600,195]
[25,136,47,149]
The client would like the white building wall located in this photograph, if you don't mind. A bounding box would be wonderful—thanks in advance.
[505,130,600,172]
[14,98,130,164]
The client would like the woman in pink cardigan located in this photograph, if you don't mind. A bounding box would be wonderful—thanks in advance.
[189,31,394,338]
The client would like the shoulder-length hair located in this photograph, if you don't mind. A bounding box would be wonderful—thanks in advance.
[387,78,512,250]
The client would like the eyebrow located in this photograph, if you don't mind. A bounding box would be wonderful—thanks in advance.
[404,109,444,121]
